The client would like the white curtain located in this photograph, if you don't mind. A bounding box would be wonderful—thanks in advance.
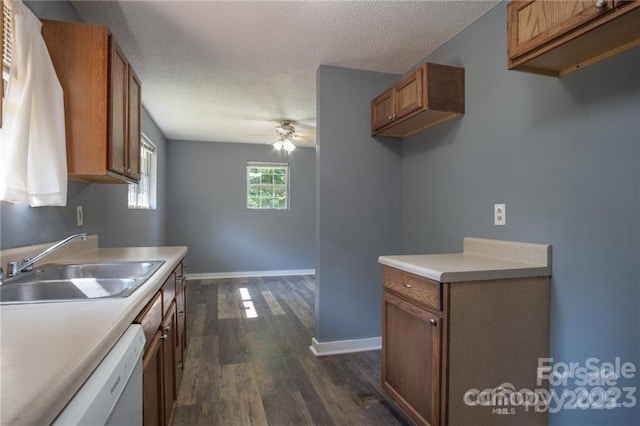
[0,0,67,206]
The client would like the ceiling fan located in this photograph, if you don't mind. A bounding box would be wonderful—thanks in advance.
[271,119,315,152]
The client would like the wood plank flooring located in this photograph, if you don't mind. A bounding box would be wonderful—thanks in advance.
[172,276,408,426]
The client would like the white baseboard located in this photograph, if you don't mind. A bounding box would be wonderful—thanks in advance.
[309,336,381,356]
[186,269,315,280]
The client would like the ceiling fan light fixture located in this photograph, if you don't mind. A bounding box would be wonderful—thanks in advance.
[273,140,284,151]
[283,138,296,152]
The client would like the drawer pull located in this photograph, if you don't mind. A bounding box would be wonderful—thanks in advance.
[430,318,437,326]
[402,283,412,289]
[177,361,184,370]
[160,332,168,340]
[178,311,185,317]
[594,0,607,9]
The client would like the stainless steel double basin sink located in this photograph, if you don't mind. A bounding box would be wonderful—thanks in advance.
[0,261,165,304]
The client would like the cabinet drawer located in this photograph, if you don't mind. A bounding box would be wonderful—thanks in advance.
[383,267,441,311]
[175,261,185,278]
[134,291,162,352]
[161,272,176,316]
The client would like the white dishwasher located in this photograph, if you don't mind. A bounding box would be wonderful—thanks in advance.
[53,324,146,426]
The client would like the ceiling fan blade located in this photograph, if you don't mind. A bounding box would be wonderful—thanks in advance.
[294,121,316,131]
[293,135,314,143]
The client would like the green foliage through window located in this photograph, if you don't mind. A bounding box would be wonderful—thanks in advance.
[247,162,289,210]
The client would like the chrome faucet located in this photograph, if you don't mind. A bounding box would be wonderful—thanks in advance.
[2,233,88,282]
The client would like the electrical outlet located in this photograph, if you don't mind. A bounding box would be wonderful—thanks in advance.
[494,204,506,226]
[76,206,84,226]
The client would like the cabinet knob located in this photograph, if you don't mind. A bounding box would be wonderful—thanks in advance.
[160,332,168,340]
[402,283,412,289]
[430,318,437,326]
[179,311,184,317]
[388,115,393,121]
[392,114,396,120]
[177,361,184,370]
[594,0,607,9]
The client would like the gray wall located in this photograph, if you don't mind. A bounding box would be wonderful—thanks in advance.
[315,66,401,342]
[400,4,638,426]
[315,4,638,425]
[165,141,315,274]
[0,2,167,250]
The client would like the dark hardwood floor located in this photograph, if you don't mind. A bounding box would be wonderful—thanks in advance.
[173,275,408,426]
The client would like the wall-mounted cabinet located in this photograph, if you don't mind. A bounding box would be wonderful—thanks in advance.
[507,0,640,76]
[41,20,141,183]
[371,62,464,138]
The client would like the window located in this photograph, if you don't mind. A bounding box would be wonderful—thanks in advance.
[128,134,157,209]
[247,162,289,210]
[2,0,13,127]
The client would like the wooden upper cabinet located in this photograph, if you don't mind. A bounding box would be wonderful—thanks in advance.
[128,68,142,181]
[371,63,464,138]
[108,39,128,177]
[395,67,424,119]
[507,0,640,76]
[371,88,395,131]
[41,19,141,183]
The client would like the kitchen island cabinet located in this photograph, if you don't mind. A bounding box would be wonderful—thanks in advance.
[380,237,551,426]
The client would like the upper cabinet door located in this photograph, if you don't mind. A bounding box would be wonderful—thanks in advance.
[128,66,142,181]
[395,67,423,120]
[371,88,395,132]
[508,0,613,60]
[507,0,640,76]
[108,37,128,177]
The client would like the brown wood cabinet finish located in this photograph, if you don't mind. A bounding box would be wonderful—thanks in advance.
[135,261,187,426]
[382,266,551,426]
[371,63,464,138]
[41,19,141,183]
[142,330,163,426]
[383,291,441,426]
[175,277,187,389]
[507,0,640,76]
[135,292,162,353]
[161,301,178,426]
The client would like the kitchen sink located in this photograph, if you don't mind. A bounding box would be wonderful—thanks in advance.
[36,261,162,281]
[0,261,164,304]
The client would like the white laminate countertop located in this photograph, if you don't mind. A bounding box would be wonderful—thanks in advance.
[0,244,188,425]
[379,237,551,282]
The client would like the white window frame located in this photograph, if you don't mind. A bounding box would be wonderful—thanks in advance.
[128,133,157,209]
[246,161,289,210]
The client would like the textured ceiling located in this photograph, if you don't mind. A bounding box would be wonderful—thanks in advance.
[71,1,498,146]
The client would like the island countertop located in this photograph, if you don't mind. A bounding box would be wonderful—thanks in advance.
[0,237,187,425]
[379,237,551,282]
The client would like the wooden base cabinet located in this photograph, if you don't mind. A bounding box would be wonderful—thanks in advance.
[383,292,441,426]
[135,260,187,426]
[161,302,178,424]
[142,331,163,426]
[382,266,550,426]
